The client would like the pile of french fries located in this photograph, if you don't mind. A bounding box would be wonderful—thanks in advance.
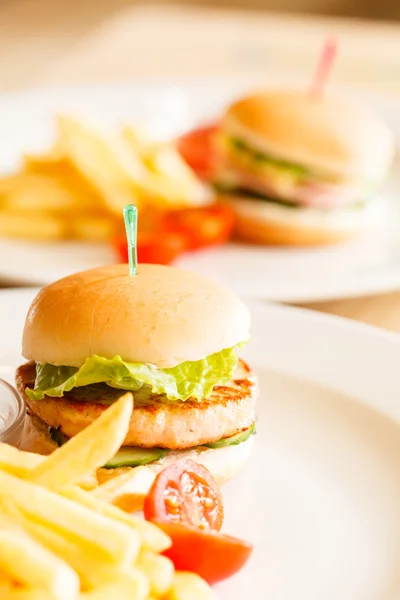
[0,393,217,599]
[0,116,207,241]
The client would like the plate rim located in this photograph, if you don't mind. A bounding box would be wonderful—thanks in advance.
[1,288,400,599]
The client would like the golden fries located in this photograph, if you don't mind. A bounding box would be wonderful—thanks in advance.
[137,551,174,596]
[4,590,55,599]
[80,569,149,600]
[0,442,43,476]
[57,116,140,215]
[0,393,217,600]
[0,114,207,242]
[0,443,96,490]
[0,471,138,565]
[28,393,133,490]
[62,487,169,554]
[0,518,79,600]
[0,210,66,241]
[165,572,218,600]
[69,214,117,241]
[16,517,130,590]
[123,127,207,207]
[0,570,14,595]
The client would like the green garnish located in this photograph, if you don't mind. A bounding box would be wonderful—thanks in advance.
[26,347,239,402]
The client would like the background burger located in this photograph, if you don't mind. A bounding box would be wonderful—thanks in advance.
[16,263,256,487]
[180,90,396,246]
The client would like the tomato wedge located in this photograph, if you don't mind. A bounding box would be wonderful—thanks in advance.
[176,124,218,180]
[154,521,253,584]
[143,460,224,531]
[136,230,189,264]
[162,205,235,250]
[113,230,189,265]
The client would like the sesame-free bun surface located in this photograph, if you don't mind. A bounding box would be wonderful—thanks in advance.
[22,264,250,368]
[222,194,386,246]
[223,90,395,181]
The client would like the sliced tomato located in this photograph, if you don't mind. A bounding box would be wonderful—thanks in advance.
[136,230,189,264]
[154,521,253,584]
[113,230,189,265]
[113,234,129,263]
[162,205,235,250]
[143,459,224,531]
[176,124,218,180]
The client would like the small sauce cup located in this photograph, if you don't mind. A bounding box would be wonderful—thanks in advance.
[0,379,25,446]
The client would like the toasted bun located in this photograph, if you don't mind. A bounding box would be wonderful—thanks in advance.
[222,194,386,246]
[22,264,250,368]
[223,90,396,181]
[19,413,254,491]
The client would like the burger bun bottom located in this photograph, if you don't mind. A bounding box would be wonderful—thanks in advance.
[221,194,386,246]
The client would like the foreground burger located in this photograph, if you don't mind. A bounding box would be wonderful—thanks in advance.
[213,89,395,245]
[16,263,256,485]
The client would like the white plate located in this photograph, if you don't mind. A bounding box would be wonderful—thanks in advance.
[1,289,399,600]
[1,80,400,301]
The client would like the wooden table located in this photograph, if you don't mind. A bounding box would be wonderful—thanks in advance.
[295,292,400,332]
[1,1,400,331]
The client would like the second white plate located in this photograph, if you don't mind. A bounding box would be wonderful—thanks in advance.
[1,80,400,301]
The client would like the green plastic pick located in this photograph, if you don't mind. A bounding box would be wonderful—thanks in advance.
[123,204,138,276]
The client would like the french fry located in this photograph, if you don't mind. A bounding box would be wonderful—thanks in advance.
[147,143,203,192]
[70,213,118,241]
[0,443,96,490]
[3,590,49,600]
[17,519,124,590]
[165,572,218,600]
[0,210,65,240]
[0,570,13,595]
[81,568,149,600]
[137,550,174,596]
[0,470,138,566]
[0,443,43,476]
[2,174,82,212]
[138,170,206,209]
[23,154,104,209]
[0,174,27,196]
[122,126,155,156]
[57,116,140,214]
[63,486,170,554]
[18,519,134,590]
[28,393,133,491]
[0,518,79,600]
[3,590,62,600]
[94,465,156,512]
[23,144,65,170]
[22,158,103,211]
[76,473,98,491]
[124,127,207,207]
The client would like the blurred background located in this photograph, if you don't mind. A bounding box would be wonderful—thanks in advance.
[1,0,400,92]
[2,0,400,329]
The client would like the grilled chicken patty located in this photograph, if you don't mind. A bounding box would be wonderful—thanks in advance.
[16,359,257,450]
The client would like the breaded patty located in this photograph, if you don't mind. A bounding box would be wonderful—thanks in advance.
[16,359,257,450]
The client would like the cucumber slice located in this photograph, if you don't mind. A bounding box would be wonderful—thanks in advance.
[49,427,168,468]
[49,427,69,447]
[204,423,255,449]
[104,447,168,469]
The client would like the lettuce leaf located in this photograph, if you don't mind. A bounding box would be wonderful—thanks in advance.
[25,347,239,402]
[230,137,310,177]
